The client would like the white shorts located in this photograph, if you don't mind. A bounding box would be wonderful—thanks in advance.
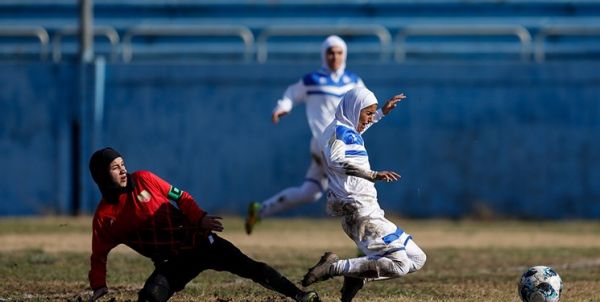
[305,138,327,190]
[341,207,406,256]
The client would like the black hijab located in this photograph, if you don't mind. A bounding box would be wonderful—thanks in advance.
[89,147,134,203]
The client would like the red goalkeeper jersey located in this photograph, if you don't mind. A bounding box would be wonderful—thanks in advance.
[88,170,207,290]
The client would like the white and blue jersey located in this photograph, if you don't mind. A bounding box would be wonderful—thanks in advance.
[320,120,419,264]
[273,68,365,140]
[319,118,382,213]
[316,87,427,279]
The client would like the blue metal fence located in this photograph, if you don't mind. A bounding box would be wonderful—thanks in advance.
[1,61,598,218]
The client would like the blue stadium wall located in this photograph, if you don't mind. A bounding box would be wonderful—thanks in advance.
[1,61,599,218]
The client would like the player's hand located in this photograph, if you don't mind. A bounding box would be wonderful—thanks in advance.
[374,171,401,182]
[381,94,406,115]
[88,286,108,302]
[200,215,224,232]
[271,110,289,124]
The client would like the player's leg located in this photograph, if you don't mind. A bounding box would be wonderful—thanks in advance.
[138,271,173,302]
[333,251,412,279]
[138,253,203,302]
[205,234,321,302]
[329,232,424,280]
[340,276,365,302]
[258,176,323,217]
[303,245,424,301]
[303,215,424,286]
[303,250,410,286]
[245,155,326,234]
[404,237,427,273]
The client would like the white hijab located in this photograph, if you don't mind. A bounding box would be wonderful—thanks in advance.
[321,35,347,75]
[335,87,378,131]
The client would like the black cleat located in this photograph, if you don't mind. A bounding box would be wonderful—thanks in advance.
[340,277,365,302]
[301,252,339,287]
[295,290,321,302]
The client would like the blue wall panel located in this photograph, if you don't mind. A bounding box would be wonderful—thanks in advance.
[0,63,76,215]
[1,61,599,218]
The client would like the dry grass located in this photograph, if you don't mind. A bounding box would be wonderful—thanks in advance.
[1,216,600,301]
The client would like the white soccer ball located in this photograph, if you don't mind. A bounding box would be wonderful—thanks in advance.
[518,266,563,302]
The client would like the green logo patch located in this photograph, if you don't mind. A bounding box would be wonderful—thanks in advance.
[168,186,183,201]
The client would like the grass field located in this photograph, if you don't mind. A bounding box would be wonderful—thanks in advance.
[1,216,600,302]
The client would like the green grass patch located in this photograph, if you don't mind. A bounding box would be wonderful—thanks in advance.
[1,217,599,301]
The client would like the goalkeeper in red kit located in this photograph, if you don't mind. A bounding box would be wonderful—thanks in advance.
[87,147,320,302]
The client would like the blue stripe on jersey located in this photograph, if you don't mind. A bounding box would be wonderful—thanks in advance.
[302,70,360,87]
[335,125,364,146]
[382,227,405,245]
[345,150,368,157]
[382,247,406,256]
[403,235,413,246]
[306,90,345,97]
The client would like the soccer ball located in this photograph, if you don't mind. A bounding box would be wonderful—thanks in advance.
[518,266,563,302]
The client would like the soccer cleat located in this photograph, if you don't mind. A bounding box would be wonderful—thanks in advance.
[295,291,321,302]
[340,277,365,302]
[301,252,339,287]
[245,201,261,235]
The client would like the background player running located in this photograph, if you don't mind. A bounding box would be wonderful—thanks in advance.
[246,35,366,234]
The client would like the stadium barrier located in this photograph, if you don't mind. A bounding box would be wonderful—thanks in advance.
[394,24,533,62]
[51,25,119,63]
[1,61,599,218]
[3,23,600,63]
[534,25,600,62]
[256,24,391,63]
[0,26,49,61]
[121,24,255,63]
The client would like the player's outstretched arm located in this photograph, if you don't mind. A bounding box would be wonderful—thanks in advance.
[381,93,406,116]
[272,80,307,124]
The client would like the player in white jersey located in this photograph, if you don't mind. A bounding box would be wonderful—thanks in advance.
[301,87,426,302]
[245,35,366,234]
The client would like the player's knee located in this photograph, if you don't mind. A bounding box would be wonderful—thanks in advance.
[410,251,427,272]
[138,274,172,302]
[371,257,409,278]
[300,181,322,202]
[310,191,323,202]
[391,259,411,277]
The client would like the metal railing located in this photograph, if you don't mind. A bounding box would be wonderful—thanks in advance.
[534,25,600,62]
[0,26,49,60]
[52,26,119,62]
[256,24,392,63]
[121,24,254,62]
[4,23,600,63]
[395,24,533,62]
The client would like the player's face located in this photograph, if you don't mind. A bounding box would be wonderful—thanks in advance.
[325,46,344,71]
[108,157,127,187]
[357,104,378,132]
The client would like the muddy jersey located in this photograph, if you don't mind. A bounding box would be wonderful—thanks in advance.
[318,117,382,214]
